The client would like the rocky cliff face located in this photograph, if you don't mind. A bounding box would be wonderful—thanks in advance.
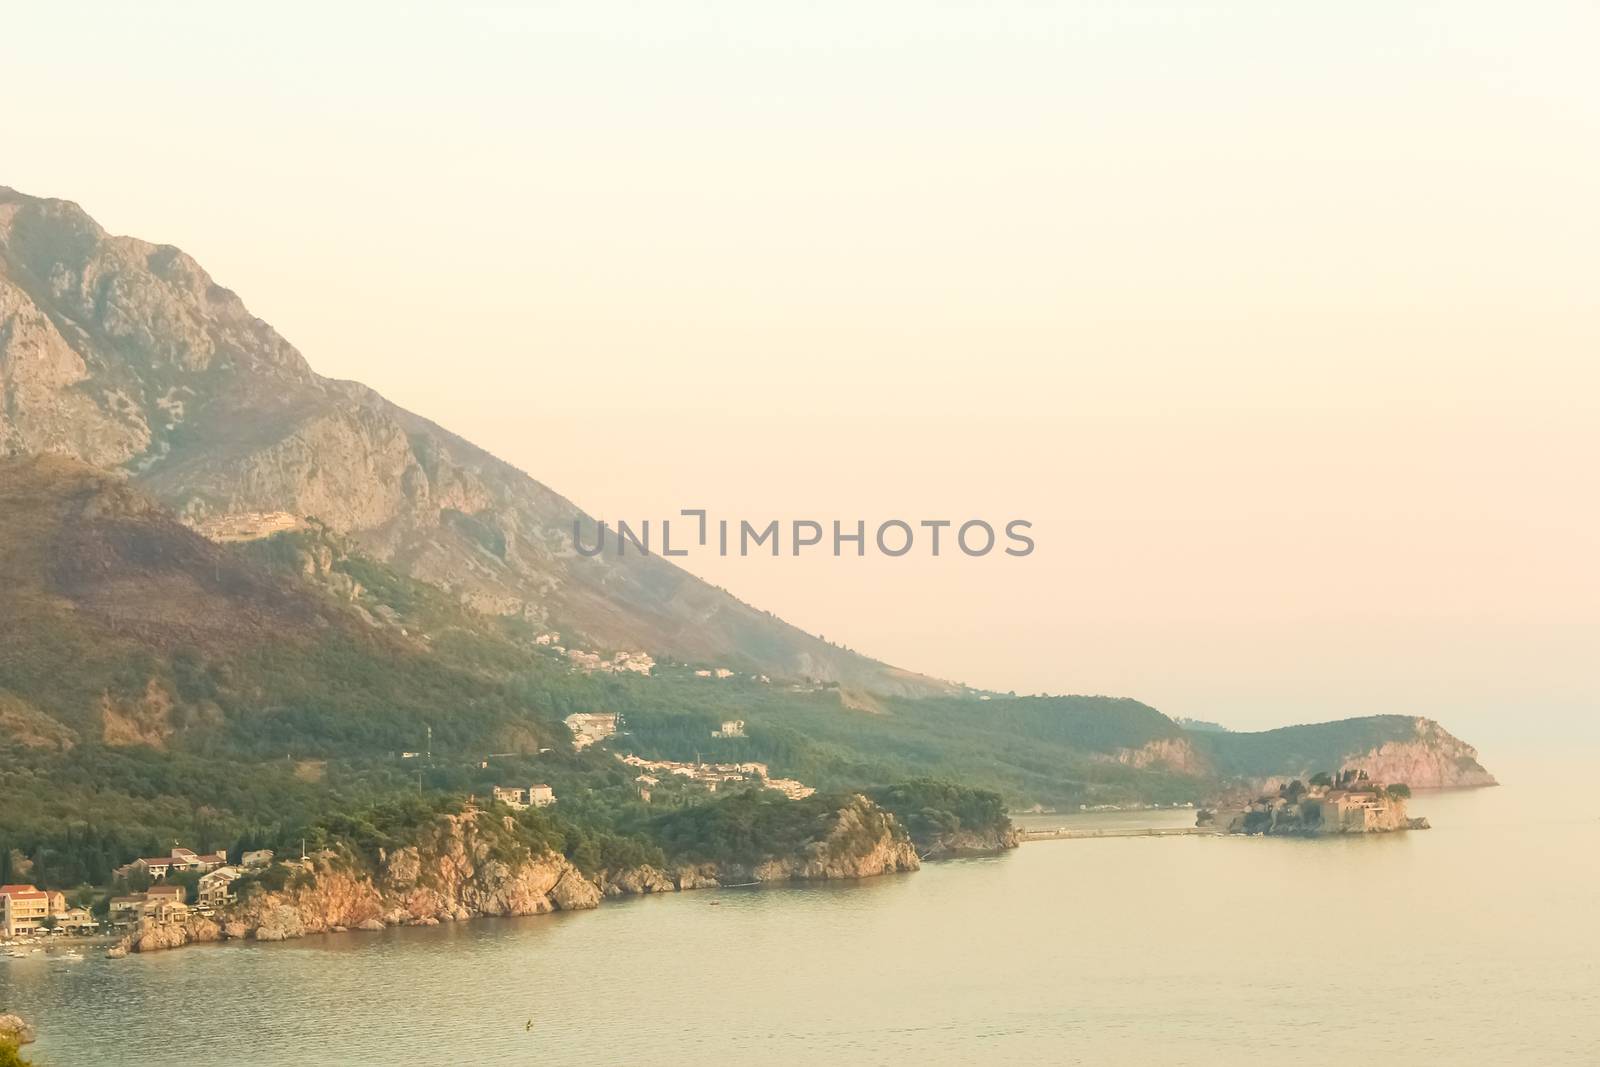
[920,826,1023,856]
[1191,714,1497,792]
[116,798,919,956]
[733,795,921,882]
[0,186,949,697]
[1339,718,1497,789]
[1107,737,1209,775]
[115,810,601,954]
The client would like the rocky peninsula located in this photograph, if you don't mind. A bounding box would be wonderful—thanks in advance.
[110,794,923,957]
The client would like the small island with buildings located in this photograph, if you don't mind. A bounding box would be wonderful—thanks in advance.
[1199,770,1429,836]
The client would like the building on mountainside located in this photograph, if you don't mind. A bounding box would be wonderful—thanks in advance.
[565,648,654,675]
[492,785,556,810]
[1,885,65,937]
[564,712,619,750]
[108,890,189,927]
[241,849,275,869]
[765,778,817,800]
[198,867,243,907]
[615,753,813,799]
[491,786,527,809]
[148,900,190,926]
[713,719,747,738]
[113,847,227,883]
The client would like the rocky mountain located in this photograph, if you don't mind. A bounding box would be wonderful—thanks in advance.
[0,453,567,755]
[0,185,1497,814]
[1191,715,1496,790]
[0,186,946,697]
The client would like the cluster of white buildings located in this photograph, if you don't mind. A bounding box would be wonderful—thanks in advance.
[564,712,619,751]
[616,753,815,800]
[108,864,245,929]
[543,638,654,676]
[2,847,279,940]
[491,784,556,810]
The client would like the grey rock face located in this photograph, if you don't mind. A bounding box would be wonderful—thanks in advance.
[0,186,947,696]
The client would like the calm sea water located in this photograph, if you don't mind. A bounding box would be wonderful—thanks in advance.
[5,749,1598,1066]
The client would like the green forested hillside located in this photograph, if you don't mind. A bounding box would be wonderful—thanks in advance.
[0,455,1489,893]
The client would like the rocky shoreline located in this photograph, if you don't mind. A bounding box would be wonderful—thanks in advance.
[109,796,932,958]
[918,826,1024,857]
[0,1013,34,1048]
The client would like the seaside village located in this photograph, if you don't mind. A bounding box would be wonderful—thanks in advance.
[2,684,812,952]
[3,847,272,951]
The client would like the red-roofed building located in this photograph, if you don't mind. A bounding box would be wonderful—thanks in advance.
[113,847,230,882]
[1,884,66,937]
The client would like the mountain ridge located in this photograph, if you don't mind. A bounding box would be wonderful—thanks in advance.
[0,185,1497,803]
[0,185,949,697]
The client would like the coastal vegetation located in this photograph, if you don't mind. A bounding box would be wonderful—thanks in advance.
[0,1038,33,1067]
[0,456,1486,917]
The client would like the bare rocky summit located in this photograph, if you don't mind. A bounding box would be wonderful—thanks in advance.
[0,186,945,695]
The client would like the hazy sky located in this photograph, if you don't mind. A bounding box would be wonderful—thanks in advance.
[5,2,1596,743]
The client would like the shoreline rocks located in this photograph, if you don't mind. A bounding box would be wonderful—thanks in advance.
[922,826,1023,857]
[111,797,938,959]
[0,1013,35,1047]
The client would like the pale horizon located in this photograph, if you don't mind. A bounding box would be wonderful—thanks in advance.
[5,0,1596,745]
